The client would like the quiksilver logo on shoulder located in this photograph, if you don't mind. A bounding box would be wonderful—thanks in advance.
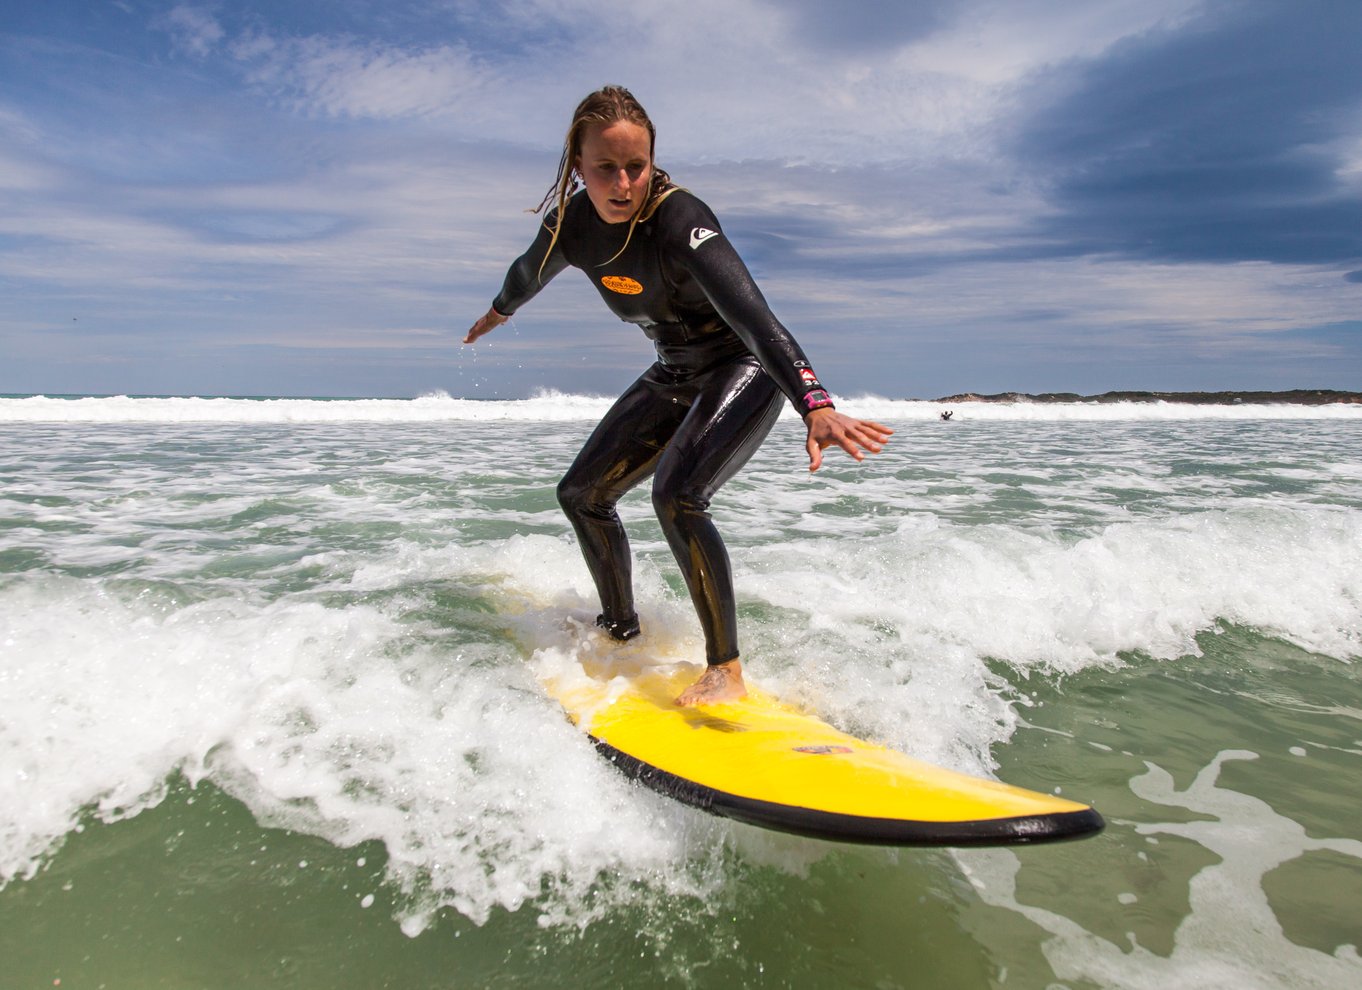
[689,227,719,249]
[601,275,644,295]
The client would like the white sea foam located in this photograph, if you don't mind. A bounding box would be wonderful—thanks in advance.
[736,504,1362,772]
[4,391,1361,423]
[0,391,616,424]
[0,562,732,928]
[3,505,1359,919]
[957,751,1362,988]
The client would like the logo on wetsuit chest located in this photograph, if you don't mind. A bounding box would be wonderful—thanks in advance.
[689,227,719,249]
[601,275,644,295]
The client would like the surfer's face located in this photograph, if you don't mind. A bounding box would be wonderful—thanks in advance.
[576,120,653,224]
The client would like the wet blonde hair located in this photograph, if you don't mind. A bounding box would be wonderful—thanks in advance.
[533,85,677,273]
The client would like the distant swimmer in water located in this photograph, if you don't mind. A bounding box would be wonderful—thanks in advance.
[940,410,953,421]
[464,85,892,706]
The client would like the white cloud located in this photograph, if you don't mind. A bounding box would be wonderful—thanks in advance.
[243,37,496,121]
[161,4,226,58]
[0,150,54,192]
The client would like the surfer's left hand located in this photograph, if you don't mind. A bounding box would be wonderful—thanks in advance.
[804,408,893,472]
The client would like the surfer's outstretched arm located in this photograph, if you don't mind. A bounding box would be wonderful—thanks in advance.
[465,205,571,346]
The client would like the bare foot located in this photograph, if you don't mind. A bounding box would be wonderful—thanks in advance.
[675,659,747,707]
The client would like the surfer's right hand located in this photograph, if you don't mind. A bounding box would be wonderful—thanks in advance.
[463,307,508,344]
[804,408,893,472]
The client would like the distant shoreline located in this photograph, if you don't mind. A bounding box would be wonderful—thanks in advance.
[932,389,1362,406]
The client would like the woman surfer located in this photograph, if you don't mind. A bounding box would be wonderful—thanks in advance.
[464,86,891,706]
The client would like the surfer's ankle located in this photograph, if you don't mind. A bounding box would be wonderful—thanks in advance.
[596,612,641,642]
[676,658,746,707]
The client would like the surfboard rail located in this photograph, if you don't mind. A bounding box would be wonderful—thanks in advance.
[591,735,1105,846]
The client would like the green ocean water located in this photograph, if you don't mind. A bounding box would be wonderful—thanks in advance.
[2,404,1360,988]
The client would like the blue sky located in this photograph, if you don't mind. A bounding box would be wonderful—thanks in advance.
[2,0,1360,399]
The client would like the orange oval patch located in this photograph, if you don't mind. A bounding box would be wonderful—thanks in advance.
[601,275,644,295]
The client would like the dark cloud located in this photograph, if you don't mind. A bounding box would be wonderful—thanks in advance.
[1012,0,1362,265]
[760,0,953,53]
[1345,270,1362,283]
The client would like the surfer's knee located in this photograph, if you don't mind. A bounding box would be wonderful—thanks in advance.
[651,472,711,528]
[555,474,581,514]
[557,472,608,519]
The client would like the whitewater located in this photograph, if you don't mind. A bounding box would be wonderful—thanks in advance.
[5,390,1362,423]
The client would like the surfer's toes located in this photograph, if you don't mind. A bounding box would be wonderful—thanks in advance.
[595,613,641,642]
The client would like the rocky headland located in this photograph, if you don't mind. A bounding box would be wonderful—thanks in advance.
[932,389,1362,405]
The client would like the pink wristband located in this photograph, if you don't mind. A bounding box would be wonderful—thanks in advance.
[803,389,835,413]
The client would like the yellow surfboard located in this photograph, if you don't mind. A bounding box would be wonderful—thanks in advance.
[544,659,1104,846]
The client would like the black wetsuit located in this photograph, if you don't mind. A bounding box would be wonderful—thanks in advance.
[492,188,833,665]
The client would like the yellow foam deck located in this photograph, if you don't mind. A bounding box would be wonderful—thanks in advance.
[545,662,1103,846]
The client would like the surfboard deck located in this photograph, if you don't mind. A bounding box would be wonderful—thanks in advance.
[543,659,1104,846]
